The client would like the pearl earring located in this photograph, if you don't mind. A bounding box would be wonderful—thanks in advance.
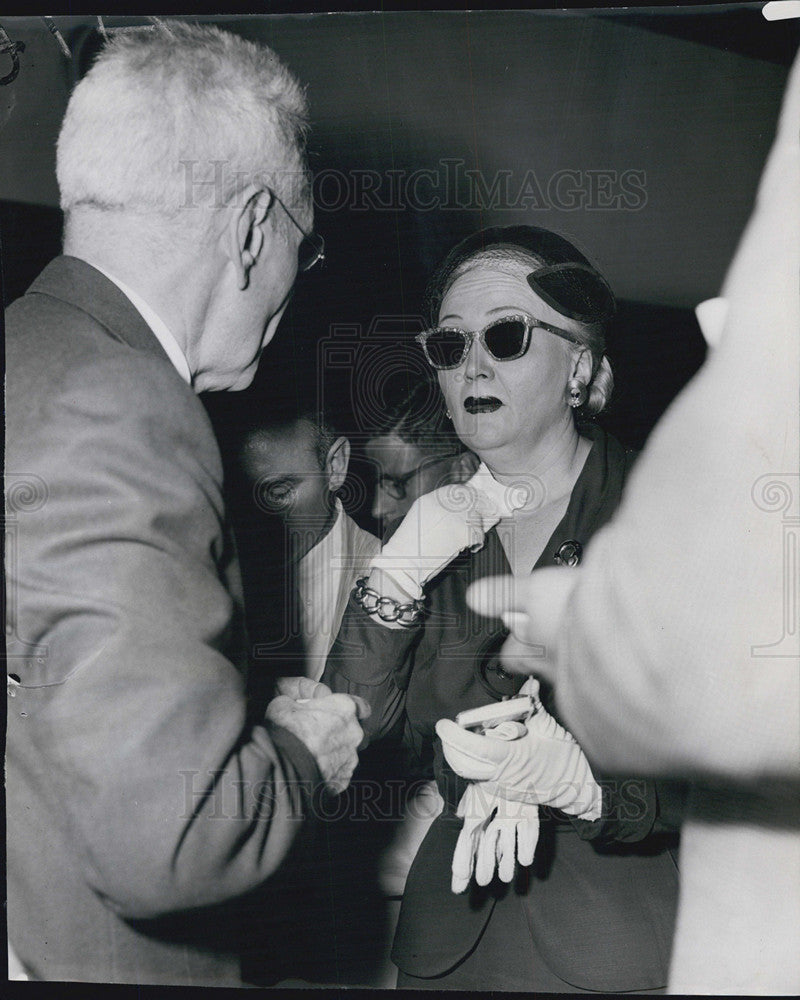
[565,378,588,408]
[566,350,589,409]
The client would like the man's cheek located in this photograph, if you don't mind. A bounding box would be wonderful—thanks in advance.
[286,499,315,533]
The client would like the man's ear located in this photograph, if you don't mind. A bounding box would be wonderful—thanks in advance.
[226,184,273,291]
[450,449,480,483]
[326,436,351,492]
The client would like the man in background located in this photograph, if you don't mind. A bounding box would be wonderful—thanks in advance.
[207,392,388,987]
[220,399,380,681]
[5,22,366,985]
[364,376,478,533]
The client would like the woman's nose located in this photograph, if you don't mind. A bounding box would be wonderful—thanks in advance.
[464,335,495,382]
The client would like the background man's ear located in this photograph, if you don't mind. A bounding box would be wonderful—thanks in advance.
[228,185,273,290]
[326,436,351,492]
[450,449,480,483]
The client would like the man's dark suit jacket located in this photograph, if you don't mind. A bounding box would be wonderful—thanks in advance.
[5,257,321,985]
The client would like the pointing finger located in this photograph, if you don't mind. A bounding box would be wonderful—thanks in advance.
[467,570,577,641]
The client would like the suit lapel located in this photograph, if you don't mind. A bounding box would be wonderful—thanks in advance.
[27,255,173,367]
[532,425,629,572]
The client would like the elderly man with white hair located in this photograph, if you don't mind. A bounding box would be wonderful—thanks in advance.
[5,22,368,986]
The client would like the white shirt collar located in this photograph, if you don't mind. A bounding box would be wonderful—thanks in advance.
[298,497,344,587]
[297,498,346,673]
[86,260,192,385]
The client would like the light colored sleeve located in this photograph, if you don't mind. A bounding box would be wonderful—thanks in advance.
[555,54,800,784]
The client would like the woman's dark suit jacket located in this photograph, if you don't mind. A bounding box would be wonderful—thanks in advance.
[323,426,681,992]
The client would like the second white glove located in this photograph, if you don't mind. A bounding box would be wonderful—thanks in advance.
[451,781,540,893]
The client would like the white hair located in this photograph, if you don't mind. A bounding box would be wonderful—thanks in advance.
[451,247,614,415]
[57,22,311,231]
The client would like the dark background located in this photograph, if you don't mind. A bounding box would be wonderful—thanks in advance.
[1,7,796,532]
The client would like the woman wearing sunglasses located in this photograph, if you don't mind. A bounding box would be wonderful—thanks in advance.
[322,226,681,992]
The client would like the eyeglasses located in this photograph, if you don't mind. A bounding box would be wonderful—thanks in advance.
[415,313,580,371]
[268,188,325,273]
[377,453,456,500]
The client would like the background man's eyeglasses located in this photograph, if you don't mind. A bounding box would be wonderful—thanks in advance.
[416,313,579,371]
[268,188,325,273]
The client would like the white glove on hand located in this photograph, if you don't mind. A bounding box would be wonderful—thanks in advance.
[435,695,602,820]
[369,462,528,600]
[451,781,539,893]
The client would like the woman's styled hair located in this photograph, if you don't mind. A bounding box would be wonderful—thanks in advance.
[57,22,311,230]
[423,226,616,416]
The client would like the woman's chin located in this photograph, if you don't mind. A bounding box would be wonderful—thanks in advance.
[453,421,511,455]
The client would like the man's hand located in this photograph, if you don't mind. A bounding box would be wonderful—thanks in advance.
[466,569,579,682]
[266,682,370,794]
[274,676,331,702]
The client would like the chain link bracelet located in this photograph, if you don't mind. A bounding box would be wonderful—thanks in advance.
[353,577,425,628]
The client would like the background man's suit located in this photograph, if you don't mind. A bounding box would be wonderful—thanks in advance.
[5,256,322,985]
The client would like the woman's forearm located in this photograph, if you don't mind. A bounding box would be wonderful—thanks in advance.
[322,593,422,743]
